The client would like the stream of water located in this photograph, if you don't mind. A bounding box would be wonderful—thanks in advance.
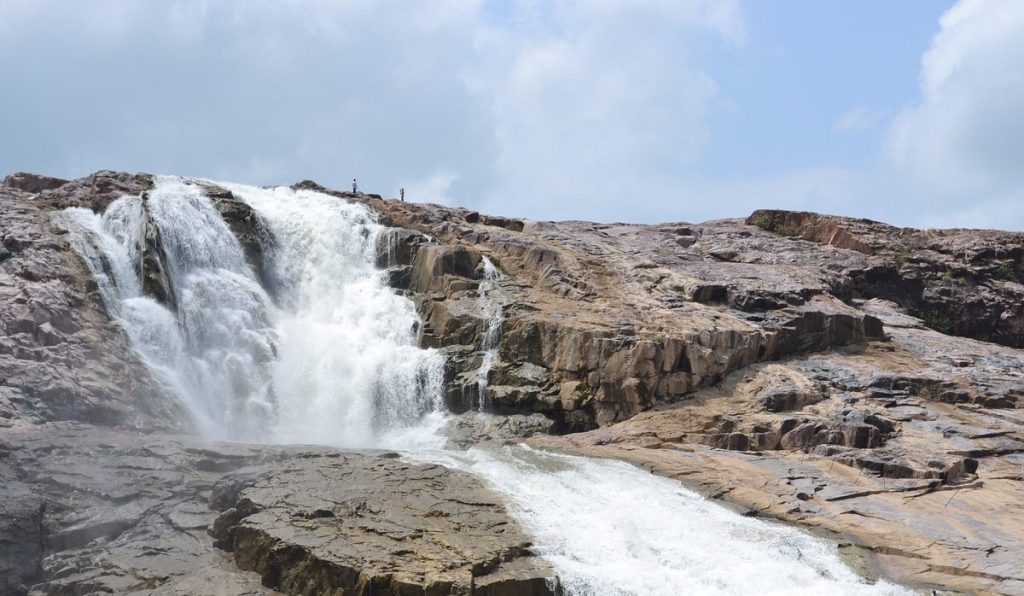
[53,177,910,595]
[475,255,503,411]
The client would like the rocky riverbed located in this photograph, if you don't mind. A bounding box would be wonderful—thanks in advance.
[2,170,1023,594]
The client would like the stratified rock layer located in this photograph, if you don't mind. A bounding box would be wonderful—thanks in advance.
[4,171,1024,594]
[337,194,1024,593]
[212,453,555,596]
[308,183,887,432]
[0,172,556,596]
[748,208,1024,347]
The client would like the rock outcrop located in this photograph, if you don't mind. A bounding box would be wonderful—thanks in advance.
[0,424,555,595]
[4,171,1024,594]
[0,172,556,596]
[341,196,1024,593]
[323,188,887,432]
[529,303,1024,593]
[0,177,178,430]
[748,209,1024,348]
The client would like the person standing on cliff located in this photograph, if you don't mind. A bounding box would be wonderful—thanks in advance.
[352,178,358,193]
[400,188,405,202]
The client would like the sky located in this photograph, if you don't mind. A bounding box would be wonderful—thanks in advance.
[1,0,1023,229]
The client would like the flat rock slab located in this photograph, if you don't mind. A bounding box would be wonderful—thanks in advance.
[212,453,557,595]
[0,424,556,595]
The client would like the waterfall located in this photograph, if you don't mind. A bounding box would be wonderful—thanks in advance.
[52,180,277,439]
[55,176,909,595]
[221,182,445,446]
[475,256,504,411]
[52,176,442,445]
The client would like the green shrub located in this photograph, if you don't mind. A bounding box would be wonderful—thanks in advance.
[920,309,953,334]
[993,262,1017,282]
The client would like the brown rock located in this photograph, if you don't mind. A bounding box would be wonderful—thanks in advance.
[1,425,557,596]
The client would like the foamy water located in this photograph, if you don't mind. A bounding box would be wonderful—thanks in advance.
[55,177,913,595]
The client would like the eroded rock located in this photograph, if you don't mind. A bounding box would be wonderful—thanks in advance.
[6,170,1024,595]
[748,208,1024,348]
[0,425,557,596]
[212,454,557,595]
[0,182,179,429]
[349,196,886,431]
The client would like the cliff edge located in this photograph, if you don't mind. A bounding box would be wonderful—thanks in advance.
[2,171,1023,594]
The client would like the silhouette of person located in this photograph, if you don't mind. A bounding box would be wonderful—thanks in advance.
[352,178,358,193]
[400,188,405,202]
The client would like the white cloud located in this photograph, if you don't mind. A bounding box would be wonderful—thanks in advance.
[833,106,887,134]
[0,0,490,198]
[18,1,1023,230]
[0,0,746,223]
[689,167,861,218]
[887,0,1024,206]
[405,169,460,206]
[917,188,1024,230]
[468,0,744,221]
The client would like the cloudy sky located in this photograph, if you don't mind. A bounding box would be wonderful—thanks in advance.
[2,0,1022,228]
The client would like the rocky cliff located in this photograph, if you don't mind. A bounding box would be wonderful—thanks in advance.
[0,172,556,595]
[332,187,1024,594]
[2,170,1023,594]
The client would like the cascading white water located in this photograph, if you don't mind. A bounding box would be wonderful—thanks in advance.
[56,177,911,595]
[221,183,445,446]
[52,176,441,444]
[411,443,908,596]
[52,179,278,439]
[475,256,504,411]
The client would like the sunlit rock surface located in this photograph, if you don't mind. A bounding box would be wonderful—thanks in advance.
[0,173,555,596]
[342,186,1024,594]
[2,170,1023,594]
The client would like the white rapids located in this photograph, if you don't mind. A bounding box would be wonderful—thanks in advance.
[55,177,912,596]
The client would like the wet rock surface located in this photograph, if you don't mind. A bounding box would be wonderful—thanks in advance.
[0,424,556,595]
[211,449,556,596]
[201,182,278,292]
[344,194,1024,594]
[342,193,887,432]
[0,179,178,430]
[0,172,556,596]
[5,171,1024,594]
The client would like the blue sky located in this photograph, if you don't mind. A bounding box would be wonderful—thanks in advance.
[703,1,947,175]
[1,0,1022,229]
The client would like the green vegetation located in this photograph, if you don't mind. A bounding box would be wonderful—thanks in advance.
[747,211,803,237]
[937,269,970,285]
[893,247,913,269]
[993,261,1017,282]
[920,308,953,334]
[747,212,771,230]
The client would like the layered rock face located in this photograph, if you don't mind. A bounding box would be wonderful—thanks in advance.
[531,304,1024,593]
[1,424,555,595]
[305,182,886,432]
[0,172,178,430]
[3,171,1024,594]
[330,194,1023,593]
[0,172,556,596]
[747,209,1024,347]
